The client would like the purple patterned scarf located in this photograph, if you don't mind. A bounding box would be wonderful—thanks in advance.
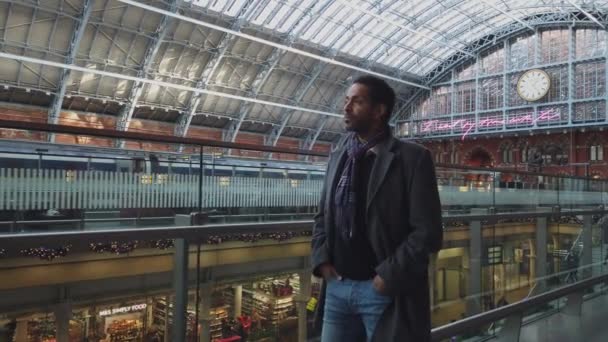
[334,129,388,240]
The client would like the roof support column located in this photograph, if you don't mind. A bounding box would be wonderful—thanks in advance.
[174,0,262,143]
[223,0,333,144]
[47,0,93,142]
[115,0,180,147]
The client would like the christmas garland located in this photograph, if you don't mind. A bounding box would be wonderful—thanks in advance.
[12,231,313,260]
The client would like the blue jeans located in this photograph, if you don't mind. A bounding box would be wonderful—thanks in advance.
[321,278,392,342]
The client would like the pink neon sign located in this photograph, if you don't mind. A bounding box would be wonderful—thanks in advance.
[420,109,562,140]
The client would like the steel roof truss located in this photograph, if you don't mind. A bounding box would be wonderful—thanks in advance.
[47,0,93,140]
[115,0,179,139]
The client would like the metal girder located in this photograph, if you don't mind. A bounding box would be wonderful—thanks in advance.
[423,11,608,85]
[47,0,92,127]
[115,0,180,138]
[565,0,605,29]
[479,0,535,31]
[302,116,329,151]
[334,0,475,58]
[223,0,332,143]
[117,0,428,89]
[264,0,402,147]
[265,64,324,147]
[390,88,427,124]
[174,0,261,139]
[264,0,403,147]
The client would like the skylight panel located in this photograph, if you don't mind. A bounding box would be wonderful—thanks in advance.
[278,3,310,33]
[268,3,292,30]
[225,0,249,17]
[251,1,279,25]
[352,35,381,57]
[376,45,405,67]
[188,0,210,9]
[209,0,229,13]
[300,18,327,41]
[410,0,434,16]
[321,24,350,47]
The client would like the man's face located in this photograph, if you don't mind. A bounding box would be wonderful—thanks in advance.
[343,83,383,133]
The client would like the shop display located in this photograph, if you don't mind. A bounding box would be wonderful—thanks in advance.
[106,319,142,342]
[26,317,84,342]
[27,318,55,342]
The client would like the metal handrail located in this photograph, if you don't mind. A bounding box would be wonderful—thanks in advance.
[435,162,606,182]
[0,119,328,157]
[431,272,608,341]
[0,220,312,251]
[0,212,315,226]
[1,119,606,185]
[1,208,604,247]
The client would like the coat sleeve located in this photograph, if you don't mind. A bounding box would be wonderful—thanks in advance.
[311,164,331,278]
[375,148,443,295]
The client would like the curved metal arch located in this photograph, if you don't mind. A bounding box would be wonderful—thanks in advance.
[115,0,181,142]
[423,11,608,87]
[223,0,335,144]
[265,0,403,149]
[47,0,93,143]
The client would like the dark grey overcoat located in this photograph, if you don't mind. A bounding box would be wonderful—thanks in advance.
[311,134,443,342]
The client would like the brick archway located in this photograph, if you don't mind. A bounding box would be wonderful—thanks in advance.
[464,146,495,167]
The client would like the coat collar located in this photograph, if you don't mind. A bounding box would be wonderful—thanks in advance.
[367,135,398,209]
[326,132,399,210]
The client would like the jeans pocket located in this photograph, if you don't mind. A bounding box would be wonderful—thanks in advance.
[369,280,392,299]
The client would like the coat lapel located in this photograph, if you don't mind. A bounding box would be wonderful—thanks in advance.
[367,136,397,210]
[325,145,348,206]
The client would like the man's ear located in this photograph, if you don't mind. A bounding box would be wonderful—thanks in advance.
[375,104,387,122]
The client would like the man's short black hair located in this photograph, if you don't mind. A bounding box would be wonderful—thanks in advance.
[353,75,396,122]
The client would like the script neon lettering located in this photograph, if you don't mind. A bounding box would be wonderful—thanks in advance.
[419,109,561,140]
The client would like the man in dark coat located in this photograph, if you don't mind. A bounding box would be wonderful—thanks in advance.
[311,75,443,341]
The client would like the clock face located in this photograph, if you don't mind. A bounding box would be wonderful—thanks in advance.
[517,69,551,102]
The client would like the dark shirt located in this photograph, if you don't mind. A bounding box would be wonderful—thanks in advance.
[332,151,378,280]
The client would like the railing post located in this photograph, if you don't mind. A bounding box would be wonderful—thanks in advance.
[296,268,312,342]
[562,290,584,316]
[53,301,72,342]
[497,311,522,342]
[534,208,550,295]
[172,238,189,342]
[582,214,593,279]
[467,208,486,315]
[233,285,243,319]
[198,282,213,342]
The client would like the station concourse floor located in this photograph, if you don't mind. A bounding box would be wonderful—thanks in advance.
[517,290,608,342]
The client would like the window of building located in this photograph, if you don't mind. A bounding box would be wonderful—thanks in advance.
[450,150,459,164]
[501,145,513,164]
[521,146,529,163]
[455,81,476,113]
[590,144,604,161]
[435,152,443,164]
[510,34,535,70]
[540,29,569,64]
[487,245,503,265]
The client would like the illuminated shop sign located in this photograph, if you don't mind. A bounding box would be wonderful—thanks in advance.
[99,303,147,317]
[419,109,562,140]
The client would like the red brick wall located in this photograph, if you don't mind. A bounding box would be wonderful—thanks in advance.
[422,130,608,177]
[124,119,176,152]
[0,106,48,141]
[0,105,334,161]
[184,126,223,154]
[56,111,116,147]
[275,137,300,161]
[233,133,264,158]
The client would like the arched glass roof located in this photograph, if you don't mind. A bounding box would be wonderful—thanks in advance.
[0,0,607,146]
[187,0,604,75]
